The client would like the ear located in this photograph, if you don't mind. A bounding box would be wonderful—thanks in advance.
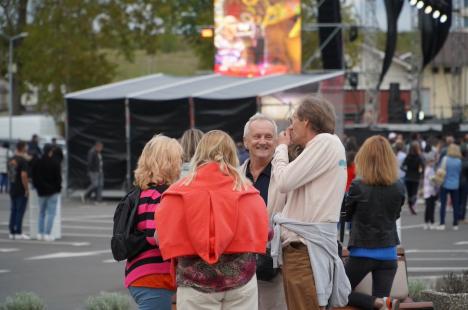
[243,137,248,150]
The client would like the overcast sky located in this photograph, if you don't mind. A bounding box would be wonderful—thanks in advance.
[347,0,413,31]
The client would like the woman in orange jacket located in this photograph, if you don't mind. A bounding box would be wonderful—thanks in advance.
[155,130,269,310]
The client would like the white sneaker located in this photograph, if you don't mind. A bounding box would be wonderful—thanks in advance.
[436,224,446,231]
[423,224,429,230]
[430,224,437,230]
[8,234,14,240]
[37,234,43,241]
[44,235,55,242]
[453,226,459,231]
[19,234,31,240]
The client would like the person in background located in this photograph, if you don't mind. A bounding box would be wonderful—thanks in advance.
[31,144,62,241]
[82,141,104,203]
[126,135,183,310]
[459,148,468,224]
[438,144,462,231]
[179,128,203,178]
[401,142,424,215]
[0,142,10,193]
[344,136,404,310]
[240,113,287,310]
[394,140,406,181]
[28,134,42,161]
[51,138,64,164]
[155,130,268,310]
[8,141,30,240]
[237,141,249,165]
[423,154,438,230]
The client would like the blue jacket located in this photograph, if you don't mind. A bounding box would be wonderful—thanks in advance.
[443,156,462,190]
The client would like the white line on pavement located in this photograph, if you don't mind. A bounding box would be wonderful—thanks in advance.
[102,259,117,263]
[0,248,19,253]
[407,257,468,261]
[455,241,468,245]
[26,250,110,260]
[0,239,90,246]
[400,224,425,229]
[61,232,110,238]
[62,219,113,224]
[0,269,10,274]
[61,225,112,230]
[408,267,468,272]
[406,249,468,254]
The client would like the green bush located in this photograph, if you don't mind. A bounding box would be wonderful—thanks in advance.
[408,279,428,301]
[1,292,46,310]
[85,292,131,310]
[436,271,468,294]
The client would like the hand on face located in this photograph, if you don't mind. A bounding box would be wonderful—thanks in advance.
[278,128,291,146]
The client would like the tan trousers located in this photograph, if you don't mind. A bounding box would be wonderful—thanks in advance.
[258,272,287,310]
[177,274,258,310]
[282,242,320,310]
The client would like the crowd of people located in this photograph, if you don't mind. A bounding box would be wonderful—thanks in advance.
[121,96,411,310]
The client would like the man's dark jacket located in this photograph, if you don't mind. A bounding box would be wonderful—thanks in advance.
[32,156,61,197]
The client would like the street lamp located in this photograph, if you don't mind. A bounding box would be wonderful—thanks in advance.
[1,32,28,145]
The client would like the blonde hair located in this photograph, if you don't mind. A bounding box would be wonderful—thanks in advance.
[447,143,462,158]
[355,135,399,186]
[134,135,183,189]
[185,130,250,191]
[180,128,204,162]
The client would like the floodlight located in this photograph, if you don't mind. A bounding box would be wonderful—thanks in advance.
[416,1,425,9]
[433,10,441,18]
[440,14,448,23]
[409,0,418,6]
[424,5,433,14]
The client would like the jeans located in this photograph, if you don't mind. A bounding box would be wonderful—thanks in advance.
[9,195,28,234]
[128,286,174,310]
[439,187,460,226]
[84,172,103,201]
[38,194,59,235]
[345,257,398,310]
[0,173,8,192]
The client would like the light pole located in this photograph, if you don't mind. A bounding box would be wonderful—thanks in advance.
[2,32,28,145]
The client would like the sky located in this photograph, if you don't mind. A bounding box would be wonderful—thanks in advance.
[348,0,413,31]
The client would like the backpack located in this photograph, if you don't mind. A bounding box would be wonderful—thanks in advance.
[110,187,149,261]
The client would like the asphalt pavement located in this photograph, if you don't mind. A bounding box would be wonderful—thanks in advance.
[0,192,467,309]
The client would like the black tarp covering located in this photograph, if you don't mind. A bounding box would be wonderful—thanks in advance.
[378,0,404,89]
[129,98,190,175]
[67,99,126,189]
[318,0,343,69]
[193,97,257,142]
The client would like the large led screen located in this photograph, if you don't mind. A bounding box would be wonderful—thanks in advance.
[214,0,301,77]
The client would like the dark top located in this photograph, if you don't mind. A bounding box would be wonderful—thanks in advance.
[31,155,62,197]
[87,148,103,173]
[402,154,425,182]
[245,161,271,205]
[345,179,405,248]
[8,155,28,197]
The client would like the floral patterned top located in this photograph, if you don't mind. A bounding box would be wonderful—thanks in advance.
[176,253,256,293]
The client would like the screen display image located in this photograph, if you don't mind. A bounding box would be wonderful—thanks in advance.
[214,0,301,77]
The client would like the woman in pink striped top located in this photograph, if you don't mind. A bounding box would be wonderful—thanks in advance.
[125,135,183,310]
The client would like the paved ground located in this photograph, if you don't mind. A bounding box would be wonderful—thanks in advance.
[0,193,467,309]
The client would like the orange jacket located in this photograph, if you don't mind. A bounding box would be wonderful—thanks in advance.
[155,163,269,264]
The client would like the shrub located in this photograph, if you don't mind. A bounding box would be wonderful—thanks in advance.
[85,292,131,310]
[1,292,46,310]
[408,279,428,301]
[436,271,468,294]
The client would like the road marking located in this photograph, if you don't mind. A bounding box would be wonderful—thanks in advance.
[0,248,19,253]
[62,232,110,238]
[455,241,468,245]
[408,267,468,272]
[62,215,112,221]
[0,239,90,247]
[0,269,10,274]
[26,250,110,260]
[400,224,425,229]
[62,219,113,224]
[102,259,118,263]
[406,249,468,254]
[407,257,468,261]
[61,225,112,231]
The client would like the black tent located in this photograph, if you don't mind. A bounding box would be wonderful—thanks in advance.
[65,71,343,192]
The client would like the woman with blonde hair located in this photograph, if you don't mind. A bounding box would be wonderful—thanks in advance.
[438,143,462,230]
[155,130,269,310]
[179,128,204,177]
[344,135,405,310]
[125,135,183,310]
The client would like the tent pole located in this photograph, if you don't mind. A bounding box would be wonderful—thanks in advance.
[189,97,195,128]
[125,98,131,192]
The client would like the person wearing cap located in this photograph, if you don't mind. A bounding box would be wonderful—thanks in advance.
[31,144,62,241]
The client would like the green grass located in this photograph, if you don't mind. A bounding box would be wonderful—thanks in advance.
[108,49,201,81]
